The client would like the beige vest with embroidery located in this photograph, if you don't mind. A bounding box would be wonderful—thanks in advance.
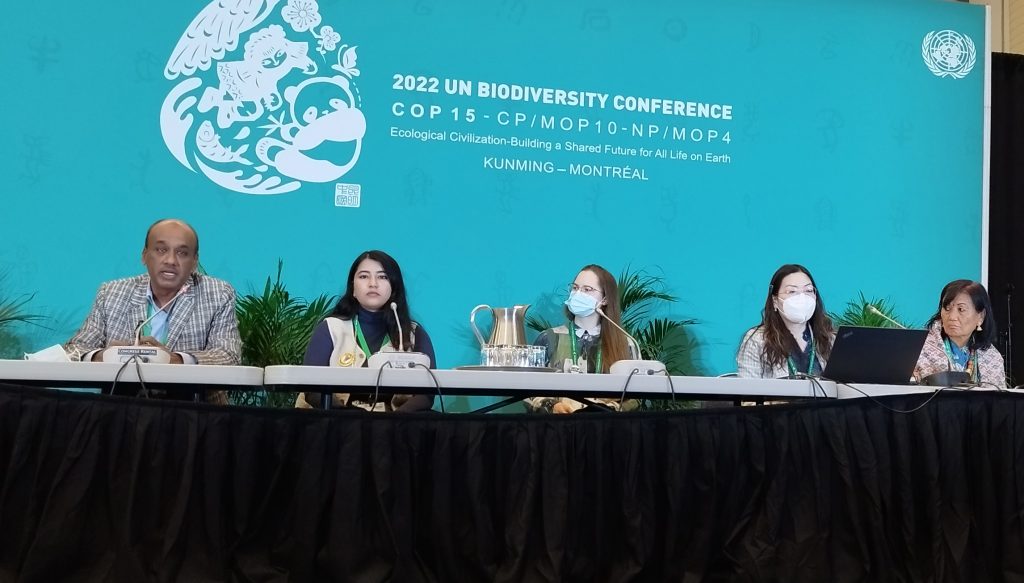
[295,317,417,410]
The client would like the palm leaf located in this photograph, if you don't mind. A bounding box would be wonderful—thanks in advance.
[0,296,45,328]
[231,260,336,407]
[829,292,913,329]
[618,268,678,332]
[615,268,701,411]
[0,284,45,332]
[0,274,47,359]
[0,272,45,330]
[526,313,555,333]
[633,318,698,373]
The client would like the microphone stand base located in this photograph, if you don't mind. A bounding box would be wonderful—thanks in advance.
[920,370,971,387]
[367,352,431,370]
[100,346,171,364]
[609,359,668,376]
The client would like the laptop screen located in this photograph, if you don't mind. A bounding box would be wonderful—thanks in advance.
[822,326,928,385]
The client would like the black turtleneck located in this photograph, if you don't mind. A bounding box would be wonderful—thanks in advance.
[303,308,437,412]
[355,307,391,354]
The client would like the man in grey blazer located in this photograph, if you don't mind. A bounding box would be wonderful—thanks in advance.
[65,219,241,369]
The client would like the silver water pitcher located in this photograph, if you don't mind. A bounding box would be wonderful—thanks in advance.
[470,304,531,348]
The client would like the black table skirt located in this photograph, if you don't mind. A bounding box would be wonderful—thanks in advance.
[0,383,1022,583]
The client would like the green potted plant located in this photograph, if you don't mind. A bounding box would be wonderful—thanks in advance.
[0,274,45,359]
[830,292,913,329]
[232,261,336,408]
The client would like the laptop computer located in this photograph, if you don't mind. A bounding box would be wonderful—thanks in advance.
[822,326,928,385]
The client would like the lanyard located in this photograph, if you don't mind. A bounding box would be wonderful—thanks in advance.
[943,338,978,381]
[353,318,390,360]
[786,333,816,377]
[568,321,602,373]
[142,300,169,343]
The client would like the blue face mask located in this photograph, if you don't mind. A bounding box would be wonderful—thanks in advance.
[565,291,599,317]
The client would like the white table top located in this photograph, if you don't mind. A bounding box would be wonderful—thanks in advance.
[834,381,1021,399]
[263,365,836,399]
[7,361,1011,402]
[0,360,265,388]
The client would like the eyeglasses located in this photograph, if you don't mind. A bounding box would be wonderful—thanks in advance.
[777,285,815,298]
[569,283,603,295]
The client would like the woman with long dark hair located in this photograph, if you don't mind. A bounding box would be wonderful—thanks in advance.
[737,264,835,378]
[914,279,1005,387]
[297,250,436,411]
[525,264,638,413]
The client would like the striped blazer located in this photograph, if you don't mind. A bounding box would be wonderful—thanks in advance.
[65,273,241,366]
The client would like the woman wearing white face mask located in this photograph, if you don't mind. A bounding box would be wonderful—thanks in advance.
[525,264,639,414]
[736,264,835,379]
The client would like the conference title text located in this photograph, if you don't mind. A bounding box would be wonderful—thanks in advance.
[393,74,733,121]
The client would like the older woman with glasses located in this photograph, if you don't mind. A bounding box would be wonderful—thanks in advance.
[525,264,638,414]
[737,263,835,379]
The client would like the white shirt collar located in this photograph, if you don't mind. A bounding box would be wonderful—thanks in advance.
[574,320,601,337]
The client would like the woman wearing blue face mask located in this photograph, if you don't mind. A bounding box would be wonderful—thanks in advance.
[736,264,835,379]
[525,264,637,414]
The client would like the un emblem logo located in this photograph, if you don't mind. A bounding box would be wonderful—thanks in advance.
[921,30,976,79]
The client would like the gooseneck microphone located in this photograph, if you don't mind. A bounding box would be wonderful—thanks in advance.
[100,282,191,364]
[366,302,430,370]
[390,301,405,352]
[867,304,907,329]
[595,307,671,407]
[134,284,191,344]
[595,307,669,376]
[595,307,642,356]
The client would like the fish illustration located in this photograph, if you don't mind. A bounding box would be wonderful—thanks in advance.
[196,120,252,165]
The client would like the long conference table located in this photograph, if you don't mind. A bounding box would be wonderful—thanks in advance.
[2,360,1022,581]
[0,360,1002,409]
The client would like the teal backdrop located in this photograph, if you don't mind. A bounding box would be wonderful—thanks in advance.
[0,0,987,408]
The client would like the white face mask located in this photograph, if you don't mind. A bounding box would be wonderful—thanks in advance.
[780,293,816,324]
